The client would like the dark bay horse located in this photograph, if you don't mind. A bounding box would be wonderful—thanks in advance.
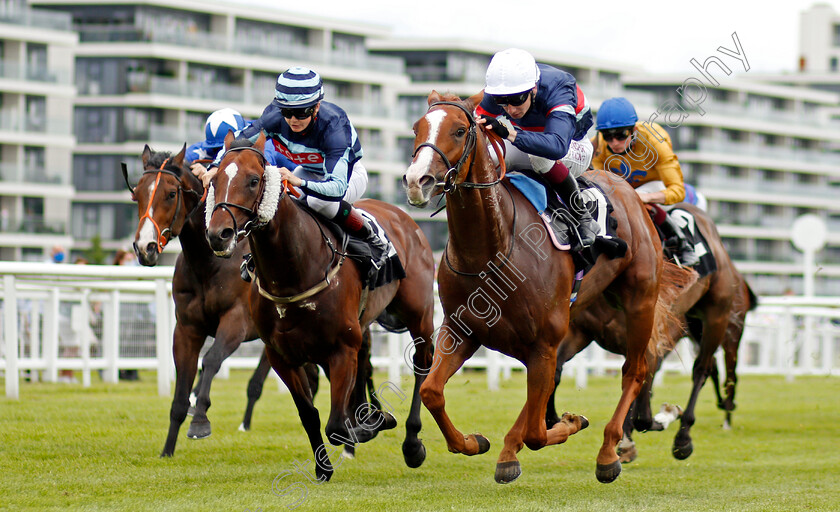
[546,237,757,462]
[403,91,666,483]
[205,133,436,482]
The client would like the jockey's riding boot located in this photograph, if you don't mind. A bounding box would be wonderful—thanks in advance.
[660,214,700,267]
[335,201,390,270]
[554,173,598,249]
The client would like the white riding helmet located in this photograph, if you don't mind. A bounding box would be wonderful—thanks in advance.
[485,48,541,96]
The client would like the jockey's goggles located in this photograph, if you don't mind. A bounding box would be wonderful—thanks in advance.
[281,106,317,120]
[601,127,633,142]
[491,91,531,107]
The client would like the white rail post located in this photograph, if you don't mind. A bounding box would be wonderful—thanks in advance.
[43,287,59,383]
[102,290,120,384]
[388,332,401,385]
[79,289,92,388]
[155,279,171,397]
[4,274,19,399]
[486,348,500,392]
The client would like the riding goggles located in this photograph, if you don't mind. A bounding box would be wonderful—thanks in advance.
[601,127,633,142]
[281,106,317,120]
[491,91,531,107]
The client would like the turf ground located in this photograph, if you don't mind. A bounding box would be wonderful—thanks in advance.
[1,370,838,511]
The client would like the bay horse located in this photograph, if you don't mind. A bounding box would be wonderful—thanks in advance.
[204,132,436,481]
[546,240,757,462]
[129,145,364,457]
[403,91,665,483]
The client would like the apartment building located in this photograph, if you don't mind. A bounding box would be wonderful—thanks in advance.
[0,0,75,261]
[13,0,840,295]
[30,0,410,262]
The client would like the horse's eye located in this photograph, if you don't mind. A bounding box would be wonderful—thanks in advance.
[250,176,260,188]
[168,191,177,199]
[456,128,466,137]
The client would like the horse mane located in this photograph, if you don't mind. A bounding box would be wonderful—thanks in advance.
[649,261,699,357]
[229,137,256,150]
[148,150,176,172]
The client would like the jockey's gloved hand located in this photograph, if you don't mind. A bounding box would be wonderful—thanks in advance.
[480,116,515,139]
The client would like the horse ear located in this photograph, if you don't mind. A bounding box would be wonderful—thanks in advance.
[141,144,152,167]
[466,91,484,110]
[224,129,235,149]
[428,90,442,106]
[172,144,186,167]
[254,131,266,152]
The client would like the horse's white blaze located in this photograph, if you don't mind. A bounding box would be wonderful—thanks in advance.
[405,109,447,185]
[137,182,157,247]
[223,162,239,203]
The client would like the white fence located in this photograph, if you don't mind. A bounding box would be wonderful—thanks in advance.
[1,262,838,399]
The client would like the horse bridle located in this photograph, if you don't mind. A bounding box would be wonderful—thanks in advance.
[413,101,504,192]
[210,145,349,304]
[210,146,270,241]
[122,158,203,252]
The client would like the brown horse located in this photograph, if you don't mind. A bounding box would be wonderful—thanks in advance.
[204,133,436,481]
[130,145,362,457]
[403,92,666,483]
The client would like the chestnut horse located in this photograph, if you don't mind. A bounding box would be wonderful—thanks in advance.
[403,92,664,483]
[205,133,435,481]
[130,145,360,457]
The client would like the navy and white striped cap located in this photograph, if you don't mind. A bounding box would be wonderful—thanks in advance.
[274,67,324,108]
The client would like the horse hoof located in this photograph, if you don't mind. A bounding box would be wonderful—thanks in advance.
[596,460,622,483]
[381,411,398,431]
[187,421,211,440]
[473,434,491,455]
[238,423,249,432]
[402,441,426,468]
[494,460,521,484]
[560,412,589,430]
[672,440,693,460]
[342,446,355,460]
[350,426,379,444]
[617,444,638,464]
[315,467,333,483]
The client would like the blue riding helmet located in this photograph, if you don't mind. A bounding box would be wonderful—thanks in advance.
[596,97,638,131]
[204,108,245,147]
[274,67,324,108]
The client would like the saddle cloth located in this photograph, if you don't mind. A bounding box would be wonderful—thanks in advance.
[666,208,717,277]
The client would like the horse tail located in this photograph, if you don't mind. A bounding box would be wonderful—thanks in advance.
[650,261,699,358]
[745,282,758,311]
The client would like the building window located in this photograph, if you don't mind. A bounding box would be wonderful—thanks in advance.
[834,24,840,46]
[831,57,838,72]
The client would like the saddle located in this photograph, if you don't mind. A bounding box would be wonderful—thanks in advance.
[507,172,628,303]
[658,208,717,278]
[240,205,405,290]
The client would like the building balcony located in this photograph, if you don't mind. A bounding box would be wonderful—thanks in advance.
[0,6,72,31]
[697,175,838,201]
[0,163,69,186]
[0,216,67,235]
[695,139,840,166]
[0,60,72,85]
[0,111,72,136]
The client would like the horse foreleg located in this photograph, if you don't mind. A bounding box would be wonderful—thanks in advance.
[324,342,361,446]
[188,324,244,440]
[496,349,588,484]
[267,350,334,483]
[618,401,638,463]
[547,329,592,428]
[418,330,485,456]
[721,322,742,429]
[634,352,661,432]
[239,348,272,432]
[161,323,204,457]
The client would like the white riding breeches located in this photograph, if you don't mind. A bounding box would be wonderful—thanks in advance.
[635,181,708,212]
[292,163,368,219]
[493,137,594,178]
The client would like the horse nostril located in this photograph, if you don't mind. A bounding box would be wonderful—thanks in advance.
[419,175,436,190]
[220,228,234,241]
[401,175,409,189]
[146,242,157,254]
